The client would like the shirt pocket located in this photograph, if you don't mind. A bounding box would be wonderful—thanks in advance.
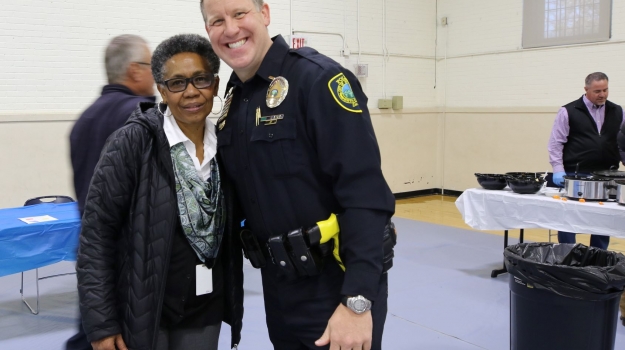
[250,114,302,177]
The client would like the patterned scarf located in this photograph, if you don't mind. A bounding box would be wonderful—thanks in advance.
[170,143,225,263]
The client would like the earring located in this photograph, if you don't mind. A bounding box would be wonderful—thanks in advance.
[212,95,223,115]
[158,101,167,115]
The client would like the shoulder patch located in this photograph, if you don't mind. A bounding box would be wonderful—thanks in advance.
[327,73,362,113]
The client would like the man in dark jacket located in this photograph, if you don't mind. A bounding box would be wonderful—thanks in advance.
[70,34,156,215]
[66,34,155,350]
[547,72,625,249]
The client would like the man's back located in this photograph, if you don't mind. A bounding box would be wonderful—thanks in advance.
[70,84,155,214]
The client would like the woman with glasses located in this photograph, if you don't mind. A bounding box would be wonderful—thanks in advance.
[76,33,243,350]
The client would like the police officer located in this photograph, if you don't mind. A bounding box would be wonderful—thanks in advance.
[201,0,395,349]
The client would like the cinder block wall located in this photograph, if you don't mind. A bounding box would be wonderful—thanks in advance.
[0,0,437,207]
[436,0,625,190]
[2,0,625,208]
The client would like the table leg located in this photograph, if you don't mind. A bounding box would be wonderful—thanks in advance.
[491,230,509,278]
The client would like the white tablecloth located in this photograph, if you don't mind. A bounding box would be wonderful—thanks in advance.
[455,188,625,238]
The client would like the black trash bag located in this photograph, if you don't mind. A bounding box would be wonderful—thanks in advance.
[504,242,625,301]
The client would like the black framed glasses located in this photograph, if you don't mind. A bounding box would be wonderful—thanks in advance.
[162,74,217,93]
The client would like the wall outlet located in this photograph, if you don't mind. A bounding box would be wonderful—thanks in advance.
[354,63,368,77]
[441,17,448,26]
[378,99,392,109]
[392,96,403,110]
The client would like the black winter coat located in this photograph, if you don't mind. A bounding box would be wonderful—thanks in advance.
[76,102,243,350]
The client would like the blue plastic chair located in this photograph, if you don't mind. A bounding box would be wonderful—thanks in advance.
[20,195,76,315]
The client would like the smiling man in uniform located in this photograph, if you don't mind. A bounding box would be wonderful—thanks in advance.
[200,0,396,349]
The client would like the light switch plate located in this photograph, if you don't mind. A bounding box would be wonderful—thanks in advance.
[378,99,392,109]
[392,96,403,110]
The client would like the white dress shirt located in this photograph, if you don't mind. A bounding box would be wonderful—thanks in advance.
[162,107,217,181]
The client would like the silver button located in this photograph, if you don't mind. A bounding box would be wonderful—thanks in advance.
[301,256,307,262]
[280,261,286,266]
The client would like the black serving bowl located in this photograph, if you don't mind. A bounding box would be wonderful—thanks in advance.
[505,172,545,179]
[475,173,507,190]
[506,177,545,194]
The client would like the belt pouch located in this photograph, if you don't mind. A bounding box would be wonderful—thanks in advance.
[267,234,299,280]
[240,229,266,268]
[287,228,324,277]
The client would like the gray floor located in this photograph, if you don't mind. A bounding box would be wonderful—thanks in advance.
[0,218,623,349]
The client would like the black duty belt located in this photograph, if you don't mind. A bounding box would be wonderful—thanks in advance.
[240,217,397,281]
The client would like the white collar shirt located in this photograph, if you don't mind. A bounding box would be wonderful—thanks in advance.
[582,94,605,132]
[162,107,217,181]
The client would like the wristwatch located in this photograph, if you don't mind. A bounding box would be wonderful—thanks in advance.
[341,295,372,314]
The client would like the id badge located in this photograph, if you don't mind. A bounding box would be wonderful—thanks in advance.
[196,264,213,296]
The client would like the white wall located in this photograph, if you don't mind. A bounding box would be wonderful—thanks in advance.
[436,0,625,107]
[0,0,435,112]
[3,0,625,208]
[436,0,625,190]
[0,0,437,207]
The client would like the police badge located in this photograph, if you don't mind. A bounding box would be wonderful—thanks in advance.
[266,76,289,108]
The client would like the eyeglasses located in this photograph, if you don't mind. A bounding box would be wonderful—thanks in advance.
[134,62,151,66]
[162,74,217,93]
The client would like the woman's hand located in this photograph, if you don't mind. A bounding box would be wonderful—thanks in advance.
[91,334,128,350]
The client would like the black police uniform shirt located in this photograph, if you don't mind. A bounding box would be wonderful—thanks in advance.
[217,35,395,301]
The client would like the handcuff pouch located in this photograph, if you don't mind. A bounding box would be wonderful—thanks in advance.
[240,229,266,269]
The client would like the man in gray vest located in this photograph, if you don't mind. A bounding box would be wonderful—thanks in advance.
[547,72,625,249]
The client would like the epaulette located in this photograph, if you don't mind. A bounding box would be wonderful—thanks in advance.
[289,47,334,70]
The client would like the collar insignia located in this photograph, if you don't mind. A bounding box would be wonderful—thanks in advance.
[217,87,234,131]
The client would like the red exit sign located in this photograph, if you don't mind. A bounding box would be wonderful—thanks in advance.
[291,36,307,49]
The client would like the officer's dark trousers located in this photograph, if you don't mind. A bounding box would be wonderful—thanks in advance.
[260,259,388,350]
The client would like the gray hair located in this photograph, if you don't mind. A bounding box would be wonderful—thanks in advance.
[151,33,220,84]
[585,72,609,87]
[200,0,264,22]
[105,34,148,84]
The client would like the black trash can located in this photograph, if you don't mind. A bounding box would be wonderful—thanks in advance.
[504,243,625,350]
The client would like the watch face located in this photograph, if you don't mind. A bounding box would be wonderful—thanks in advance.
[353,299,367,312]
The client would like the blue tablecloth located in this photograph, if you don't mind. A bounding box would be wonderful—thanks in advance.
[0,202,80,277]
